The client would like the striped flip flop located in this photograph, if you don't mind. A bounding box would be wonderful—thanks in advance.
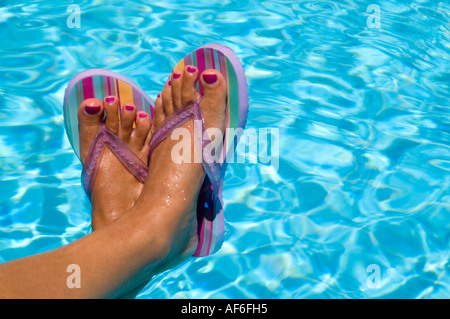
[63,70,154,197]
[63,44,248,257]
[147,44,249,257]
[63,69,154,162]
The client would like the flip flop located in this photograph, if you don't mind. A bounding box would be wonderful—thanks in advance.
[147,43,249,257]
[63,69,155,196]
[63,44,248,257]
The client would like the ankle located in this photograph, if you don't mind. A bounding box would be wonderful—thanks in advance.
[130,193,198,255]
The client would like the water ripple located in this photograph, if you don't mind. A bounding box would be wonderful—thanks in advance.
[0,0,449,299]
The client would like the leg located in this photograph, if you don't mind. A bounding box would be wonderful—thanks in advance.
[0,196,178,298]
[0,66,227,298]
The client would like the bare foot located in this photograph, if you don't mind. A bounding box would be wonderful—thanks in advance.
[133,65,228,264]
[77,96,152,230]
[77,64,228,268]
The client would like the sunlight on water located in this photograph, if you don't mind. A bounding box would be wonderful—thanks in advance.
[0,0,449,298]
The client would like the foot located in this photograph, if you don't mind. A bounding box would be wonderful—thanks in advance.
[133,65,228,261]
[77,96,152,230]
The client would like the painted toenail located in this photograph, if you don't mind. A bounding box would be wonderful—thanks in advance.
[85,104,101,115]
[187,66,197,73]
[105,96,115,103]
[203,73,218,84]
[168,80,172,86]
[138,113,148,118]
[173,72,181,79]
[157,93,161,98]
[125,104,135,111]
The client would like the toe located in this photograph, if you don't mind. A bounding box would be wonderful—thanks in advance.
[78,98,104,123]
[199,69,228,130]
[152,93,165,133]
[171,71,183,109]
[162,80,174,116]
[78,98,104,163]
[104,96,120,135]
[130,111,151,153]
[200,69,227,107]
[120,103,136,142]
[181,65,200,106]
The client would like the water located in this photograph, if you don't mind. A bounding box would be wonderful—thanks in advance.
[0,0,449,298]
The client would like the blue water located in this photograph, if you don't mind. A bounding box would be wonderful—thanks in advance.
[0,0,449,298]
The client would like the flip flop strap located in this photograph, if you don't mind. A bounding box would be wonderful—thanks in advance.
[81,125,148,198]
[147,99,224,200]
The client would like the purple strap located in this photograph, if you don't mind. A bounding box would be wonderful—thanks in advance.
[147,99,224,200]
[81,125,148,198]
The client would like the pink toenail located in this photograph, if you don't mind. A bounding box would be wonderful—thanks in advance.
[187,66,196,73]
[168,80,172,86]
[85,104,101,115]
[125,104,135,111]
[105,96,115,103]
[173,72,181,79]
[157,93,161,98]
[203,73,217,84]
[138,113,148,118]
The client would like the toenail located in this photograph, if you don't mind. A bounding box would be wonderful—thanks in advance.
[105,96,115,104]
[173,72,181,79]
[157,93,161,98]
[203,73,218,85]
[85,104,101,115]
[187,66,197,73]
[138,113,148,118]
[168,80,172,86]
[125,104,135,111]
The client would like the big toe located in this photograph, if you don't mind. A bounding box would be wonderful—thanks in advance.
[199,70,227,130]
[78,98,104,162]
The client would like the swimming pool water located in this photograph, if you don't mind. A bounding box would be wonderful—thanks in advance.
[0,0,449,298]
